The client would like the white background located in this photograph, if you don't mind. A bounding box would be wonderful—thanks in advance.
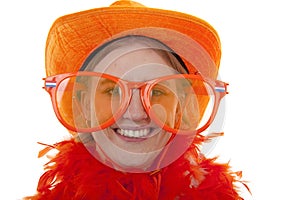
[1,0,299,199]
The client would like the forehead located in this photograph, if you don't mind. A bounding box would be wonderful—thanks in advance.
[92,44,179,81]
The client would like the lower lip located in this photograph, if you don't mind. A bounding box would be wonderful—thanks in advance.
[114,130,149,142]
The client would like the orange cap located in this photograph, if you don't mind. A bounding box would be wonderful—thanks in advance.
[45,0,221,79]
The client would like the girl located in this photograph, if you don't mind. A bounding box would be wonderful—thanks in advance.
[27,1,248,199]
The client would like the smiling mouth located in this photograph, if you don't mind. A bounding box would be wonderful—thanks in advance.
[116,128,151,138]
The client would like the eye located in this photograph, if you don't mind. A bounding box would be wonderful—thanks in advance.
[151,89,165,96]
[107,86,121,96]
[150,84,169,97]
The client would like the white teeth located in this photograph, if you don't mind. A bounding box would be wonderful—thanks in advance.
[118,128,150,138]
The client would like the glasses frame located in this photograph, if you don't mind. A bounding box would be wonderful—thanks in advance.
[43,71,228,135]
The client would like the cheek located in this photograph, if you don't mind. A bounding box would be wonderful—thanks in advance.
[159,97,179,127]
[165,100,179,127]
[149,97,179,128]
[94,99,113,123]
[92,93,122,126]
[155,131,172,147]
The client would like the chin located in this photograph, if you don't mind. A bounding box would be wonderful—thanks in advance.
[92,129,167,172]
[94,139,163,172]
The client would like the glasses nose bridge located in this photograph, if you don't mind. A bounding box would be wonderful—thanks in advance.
[124,81,149,110]
[126,82,151,103]
[126,81,147,90]
[121,81,149,121]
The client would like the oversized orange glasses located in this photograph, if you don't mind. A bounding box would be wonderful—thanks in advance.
[43,72,228,135]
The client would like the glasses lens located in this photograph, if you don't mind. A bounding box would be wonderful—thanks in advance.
[148,76,215,133]
[55,74,123,131]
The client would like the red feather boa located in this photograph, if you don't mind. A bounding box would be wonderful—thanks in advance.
[26,138,247,199]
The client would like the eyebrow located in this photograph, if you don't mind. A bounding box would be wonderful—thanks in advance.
[94,78,116,85]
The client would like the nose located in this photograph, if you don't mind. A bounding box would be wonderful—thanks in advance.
[123,89,149,121]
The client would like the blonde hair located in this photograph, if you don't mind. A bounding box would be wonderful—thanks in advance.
[80,35,188,74]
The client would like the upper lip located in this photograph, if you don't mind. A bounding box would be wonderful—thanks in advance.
[116,128,151,138]
[114,125,152,130]
[111,122,154,131]
[111,120,161,138]
[111,124,160,138]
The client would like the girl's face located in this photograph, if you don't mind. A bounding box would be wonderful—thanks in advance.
[87,43,182,171]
